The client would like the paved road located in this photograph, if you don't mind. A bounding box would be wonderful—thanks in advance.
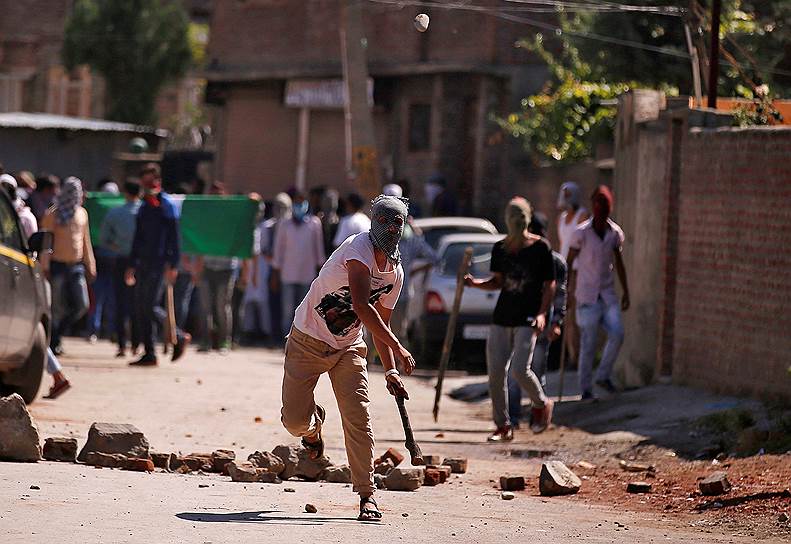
[0,340,769,543]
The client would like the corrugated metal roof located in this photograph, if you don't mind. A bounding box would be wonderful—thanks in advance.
[0,112,168,137]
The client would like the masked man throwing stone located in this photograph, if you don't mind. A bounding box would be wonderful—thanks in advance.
[280,195,415,522]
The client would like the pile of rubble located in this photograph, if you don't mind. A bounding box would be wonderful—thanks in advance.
[0,394,466,492]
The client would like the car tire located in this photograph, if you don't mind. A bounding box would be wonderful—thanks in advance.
[415,327,441,368]
[0,323,46,404]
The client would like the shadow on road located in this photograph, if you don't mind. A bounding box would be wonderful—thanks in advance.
[176,511,377,526]
[695,490,791,511]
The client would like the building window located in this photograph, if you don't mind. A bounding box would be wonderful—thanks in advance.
[408,104,431,152]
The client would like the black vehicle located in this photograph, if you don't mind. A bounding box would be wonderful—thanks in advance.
[0,189,52,403]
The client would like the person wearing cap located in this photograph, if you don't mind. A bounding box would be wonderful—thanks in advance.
[507,211,567,427]
[566,185,630,400]
[280,194,415,522]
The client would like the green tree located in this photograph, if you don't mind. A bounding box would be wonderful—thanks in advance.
[498,35,632,164]
[569,0,791,96]
[63,0,192,125]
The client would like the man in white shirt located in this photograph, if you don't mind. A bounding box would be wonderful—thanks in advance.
[281,195,415,522]
[271,192,326,335]
[567,185,630,400]
[333,193,371,248]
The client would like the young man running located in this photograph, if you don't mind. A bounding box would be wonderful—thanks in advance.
[280,195,415,522]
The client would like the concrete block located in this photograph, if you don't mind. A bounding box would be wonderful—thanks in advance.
[699,472,731,496]
[77,423,148,463]
[442,457,467,474]
[42,437,77,462]
[539,461,581,496]
[384,467,423,491]
[500,476,526,491]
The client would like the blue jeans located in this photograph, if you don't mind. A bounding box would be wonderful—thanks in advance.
[46,347,62,375]
[87,255,115,337]
[50,261,90,349]
[174,271,195,330]
[576,297,624,395]
[112,256,139,351]
[281,283,311,337]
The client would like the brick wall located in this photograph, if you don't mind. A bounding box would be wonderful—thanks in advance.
[207,0,540,75]
[672,127,791,399]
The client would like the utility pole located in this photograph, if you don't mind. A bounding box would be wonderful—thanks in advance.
[707,0,722,108]
[340,0,380,200]
[684,20,703,107]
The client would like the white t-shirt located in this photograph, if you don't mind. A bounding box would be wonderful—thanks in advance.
[333,211,371,247]
[293,232,403,349]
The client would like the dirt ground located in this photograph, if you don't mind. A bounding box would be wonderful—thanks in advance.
[450,375,791,541]
[1,339,789,543]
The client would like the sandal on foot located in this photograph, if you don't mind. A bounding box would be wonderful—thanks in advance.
[358,496,382,522]
[301,404,326,459]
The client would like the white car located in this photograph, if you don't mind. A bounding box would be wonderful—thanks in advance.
[406,233,504,371]
[411,217,498,250]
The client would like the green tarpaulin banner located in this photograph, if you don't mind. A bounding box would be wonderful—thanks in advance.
[84,193,260,258]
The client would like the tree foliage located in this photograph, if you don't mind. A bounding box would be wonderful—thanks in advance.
[568,0,791,97]
[63,0,192,125]
[498,35,632,164]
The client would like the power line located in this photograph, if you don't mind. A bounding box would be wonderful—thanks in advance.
[368,0,690,58]
[366,0,791,78]
[504,0,684,15]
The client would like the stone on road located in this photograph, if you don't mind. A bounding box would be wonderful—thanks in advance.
[699,472,731,496]
[0,393,41,462]
[539,461,582,496]
[627,481,653,494]
[271,444,300,479]
[43,437,78,462]
[77,422,149,462]
[324,464,352,484]
[500,475,526,491]
[0,340,760,544]
[385,467,423,491]
[247,450,285,475]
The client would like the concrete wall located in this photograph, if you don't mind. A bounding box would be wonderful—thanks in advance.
[0,127,121,185]
[672,127,791,399]
[612,91,674,388]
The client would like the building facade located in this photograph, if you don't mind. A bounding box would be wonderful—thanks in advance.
[204,0,558,218]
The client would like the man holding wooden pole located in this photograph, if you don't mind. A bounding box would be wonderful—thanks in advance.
[465,198,556,442]
[125,163,191,366]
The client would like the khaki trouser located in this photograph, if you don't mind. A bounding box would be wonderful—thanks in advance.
[281,327,375,495]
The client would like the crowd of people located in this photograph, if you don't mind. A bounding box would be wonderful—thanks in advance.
[1,160,631,521]
[0,162,629,443]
